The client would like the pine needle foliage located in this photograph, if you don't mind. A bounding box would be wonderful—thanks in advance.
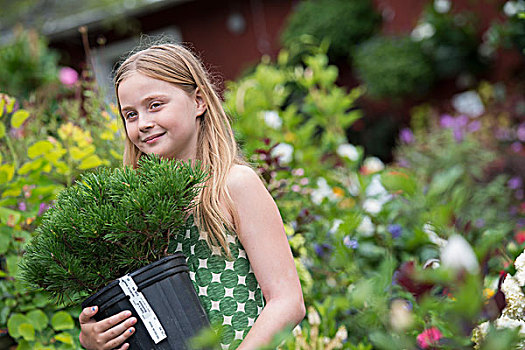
[19,155,208,305]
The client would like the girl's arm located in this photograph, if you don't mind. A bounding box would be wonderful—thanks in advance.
[78,306,136,350]
[226,165,306,349]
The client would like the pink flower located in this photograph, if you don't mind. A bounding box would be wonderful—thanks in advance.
[417,327,442,349]
[59,67,79,86]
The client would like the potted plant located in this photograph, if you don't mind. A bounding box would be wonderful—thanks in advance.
[19,155,210,349]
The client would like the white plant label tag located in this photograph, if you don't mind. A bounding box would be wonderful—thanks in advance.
[118,275,167,344]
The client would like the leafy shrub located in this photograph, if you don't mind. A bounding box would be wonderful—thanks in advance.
[0,28,59,98]
[0,88,123,347]
[281,0,381,60]
[354,36,435,98]
[414,5,487,79]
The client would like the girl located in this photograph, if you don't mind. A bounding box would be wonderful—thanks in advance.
[78,43,305,349]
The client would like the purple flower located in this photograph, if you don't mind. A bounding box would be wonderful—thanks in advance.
[511,142,523,153]
[18,202,26,211]
[388,224,403,239]
[399,128,414,144]
[515,189,524,200]
[475,219,485,228]
[343,236,359,249]
[467,120,481,133]
[453,128,464,143]
[38,202,50,216]
[508,177,523,190]
[517,123,525,142]
[398,158,411,168]
[440,115,455,128]
[314,243,333,257]
[456,115,469,127]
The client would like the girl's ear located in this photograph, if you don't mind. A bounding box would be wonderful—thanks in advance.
[194,88,207,117]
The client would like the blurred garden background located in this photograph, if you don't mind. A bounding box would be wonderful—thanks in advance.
[0,0,524,349]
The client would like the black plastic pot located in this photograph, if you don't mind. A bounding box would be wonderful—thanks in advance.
[82,253,209,349]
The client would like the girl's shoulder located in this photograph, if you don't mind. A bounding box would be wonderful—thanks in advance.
[225,164,268,202]
[226,164,261,189]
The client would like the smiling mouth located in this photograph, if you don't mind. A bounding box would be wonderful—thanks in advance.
[143,132,166,144]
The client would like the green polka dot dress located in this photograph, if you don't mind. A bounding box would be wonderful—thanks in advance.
[168,217,265,349]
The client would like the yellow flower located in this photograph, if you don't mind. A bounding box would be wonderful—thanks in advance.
[332,186,345,198]
[483,288,495,300]
[284,132,296,143]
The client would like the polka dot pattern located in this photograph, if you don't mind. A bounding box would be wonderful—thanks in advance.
[168,218,265,349]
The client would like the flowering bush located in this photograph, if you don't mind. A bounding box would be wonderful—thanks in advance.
[225,49,525,349]
[0,78,123,347]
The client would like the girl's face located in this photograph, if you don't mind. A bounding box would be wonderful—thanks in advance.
[118,72,206,161]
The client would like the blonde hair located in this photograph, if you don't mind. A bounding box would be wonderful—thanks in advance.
[114,43,243,255]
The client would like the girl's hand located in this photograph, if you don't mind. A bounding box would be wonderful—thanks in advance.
[78,306,136,350]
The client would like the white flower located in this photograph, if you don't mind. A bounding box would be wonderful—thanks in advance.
[390,299,413,332]
[363,198,383,215]
[452,91,485,117]
[411,22,436,41]
[347,173,361,196]
[495,316,525,333]
[271,143,293,164]
[362,157,384,173]
[501,274,525,320]
[440,235,479,273]
[337,143,359,161]
[311,177,336,205]
[366,174,392,205]
[434,0,451,13]
[356,216,375,237]
[329,219,343,235]
[423,258,441,269]
[335,326,348,342]
[307,308,321,326]
[503,1,525,17]
[262,110,282,129]
[514,250,525,286]
[292,325,302,337]
[423,223,448,248]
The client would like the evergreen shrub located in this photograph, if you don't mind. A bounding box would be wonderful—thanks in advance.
[354,36,435,98]
[281,0,381,60]
[19,155,207,304]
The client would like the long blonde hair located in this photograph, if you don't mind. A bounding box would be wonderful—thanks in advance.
[114,43,243,255]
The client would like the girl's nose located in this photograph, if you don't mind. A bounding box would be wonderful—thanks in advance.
[138,114,155,131]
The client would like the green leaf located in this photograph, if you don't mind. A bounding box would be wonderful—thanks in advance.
[16,339,32,350]
[2,187,22,198]
[7,313,29,338]
[0,123,5,138]
[28,141,54,159]
[381,170,418,196]
[0,163,15,183]
[26,309,49,331]
[0,206,21,224]
[18,323,35,341]
[54,332,73,345]
[6,255,20,275]
[11,110,30,128]
[51,311,74,331]
[78,155,103,170]
[427,165,464,197]
[0,229,10,254]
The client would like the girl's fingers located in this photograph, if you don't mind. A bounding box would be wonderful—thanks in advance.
[79,306,98,324]
[106,328,135,350]
[95,311,133,333]
[102,317,137,340]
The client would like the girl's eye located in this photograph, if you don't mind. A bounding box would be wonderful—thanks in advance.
[150,102,162,109]
[125,111,137,120]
